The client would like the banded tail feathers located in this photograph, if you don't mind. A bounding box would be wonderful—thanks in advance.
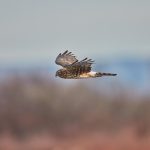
[95,72,117,77]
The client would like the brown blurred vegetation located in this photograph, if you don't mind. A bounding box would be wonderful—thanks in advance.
[0,73,150,150]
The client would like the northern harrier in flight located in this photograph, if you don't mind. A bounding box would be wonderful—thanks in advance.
[55,50,117,79]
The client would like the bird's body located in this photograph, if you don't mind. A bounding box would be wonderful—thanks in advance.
[56,69,116,79]
[56,69,96,79]
[55,50,117,79]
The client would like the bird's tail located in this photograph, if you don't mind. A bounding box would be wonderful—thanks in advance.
[95,72,117,77]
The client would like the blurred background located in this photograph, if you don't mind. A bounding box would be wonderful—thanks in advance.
[0,0,150,149]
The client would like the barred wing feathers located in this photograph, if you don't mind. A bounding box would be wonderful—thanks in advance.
[55,50,78,67]
[66,58,94,75]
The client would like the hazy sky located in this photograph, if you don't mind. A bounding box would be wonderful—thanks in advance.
[0,0,150,67]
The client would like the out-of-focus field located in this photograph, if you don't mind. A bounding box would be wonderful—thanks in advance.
[0,74,150,150]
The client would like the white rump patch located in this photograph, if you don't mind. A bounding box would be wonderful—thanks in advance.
[87,71,97,77]
[79,71,97,78]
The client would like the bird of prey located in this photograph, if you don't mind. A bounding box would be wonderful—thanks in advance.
[55,50,117,79]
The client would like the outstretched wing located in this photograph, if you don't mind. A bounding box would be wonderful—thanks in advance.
[55,50,78,67]
[66,58,94,75]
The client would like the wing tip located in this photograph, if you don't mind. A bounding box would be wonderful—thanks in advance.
[63,50,68,55]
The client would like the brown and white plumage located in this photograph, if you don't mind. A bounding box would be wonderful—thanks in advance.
[55,50,117,79]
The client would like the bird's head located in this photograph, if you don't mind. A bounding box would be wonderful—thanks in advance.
[55,69,62,77]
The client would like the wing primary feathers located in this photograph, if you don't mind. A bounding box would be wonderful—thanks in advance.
[55,50,78,67]
[80,58,94,63]
[81,58,88,62]
[63,50,68,54]
[68,52,72,55]
[70,60,78,66]
[88,59,94,62]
